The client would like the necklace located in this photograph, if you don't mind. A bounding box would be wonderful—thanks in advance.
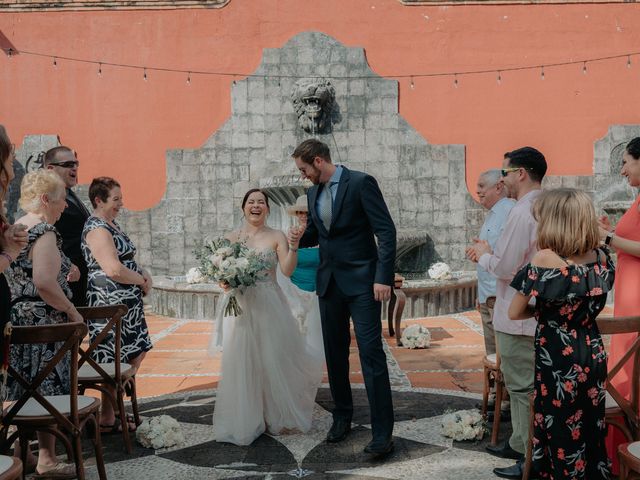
[239,224,267,243]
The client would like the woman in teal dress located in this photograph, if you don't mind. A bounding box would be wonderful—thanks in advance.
[285,195,323,358]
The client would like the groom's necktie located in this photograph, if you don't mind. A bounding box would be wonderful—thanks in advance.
[319,181,337,230]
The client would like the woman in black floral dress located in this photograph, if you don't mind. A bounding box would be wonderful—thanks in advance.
[6,169,83,477]
[81,176,152,432]
[509,188,613,479]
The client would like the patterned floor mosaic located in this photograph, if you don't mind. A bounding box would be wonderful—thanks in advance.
[77,309,547,479]
[84,386,518,480]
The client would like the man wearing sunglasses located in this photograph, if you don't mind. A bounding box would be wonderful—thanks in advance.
[466,147,547,480]
[44,146,90,306]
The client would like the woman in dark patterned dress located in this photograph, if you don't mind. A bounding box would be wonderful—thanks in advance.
[509,188,613,479]
[81,176,152,432]
[6,169,83,477]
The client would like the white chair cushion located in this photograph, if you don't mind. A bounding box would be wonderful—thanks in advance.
[485,353,497,364]
[13,395,96,417]
[0,455,16,475]
[605,391,619,409]
[78,362,133,380]
[627,441,640,458]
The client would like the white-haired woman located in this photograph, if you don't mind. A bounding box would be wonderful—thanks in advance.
[5,169,81,477]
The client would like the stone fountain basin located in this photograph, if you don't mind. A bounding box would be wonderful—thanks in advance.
[150,272,478,320]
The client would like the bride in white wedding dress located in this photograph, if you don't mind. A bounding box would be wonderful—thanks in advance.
[211,188,324,446]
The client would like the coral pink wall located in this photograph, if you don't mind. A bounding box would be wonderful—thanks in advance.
[1,0,639,209]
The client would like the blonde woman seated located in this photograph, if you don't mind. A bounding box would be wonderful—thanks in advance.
[5,169,82,478]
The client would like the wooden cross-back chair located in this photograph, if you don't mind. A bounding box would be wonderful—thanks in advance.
[522,315,640,480]
[0,456,21,480]
[597,315,640,442]
[77,304,140,454]
[481,348,507,446]
[0,321,106,480]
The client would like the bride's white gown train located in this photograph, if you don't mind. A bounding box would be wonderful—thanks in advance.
[212,249,324,446]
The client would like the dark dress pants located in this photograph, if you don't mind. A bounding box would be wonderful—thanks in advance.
[319,277,394,440]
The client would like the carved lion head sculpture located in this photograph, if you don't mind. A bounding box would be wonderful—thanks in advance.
[291,78,336,134]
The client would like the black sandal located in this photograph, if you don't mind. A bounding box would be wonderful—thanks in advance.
[100,417,125,435]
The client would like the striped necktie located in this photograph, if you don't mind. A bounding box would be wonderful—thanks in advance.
[319,182,335,230]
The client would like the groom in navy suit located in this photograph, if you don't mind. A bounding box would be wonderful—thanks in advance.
[290,139,396,455]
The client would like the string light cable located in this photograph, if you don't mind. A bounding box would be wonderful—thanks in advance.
[2,46,639,83]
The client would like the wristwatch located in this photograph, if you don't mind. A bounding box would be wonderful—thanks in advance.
[605,231,614,246]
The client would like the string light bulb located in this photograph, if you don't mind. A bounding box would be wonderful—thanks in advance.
[7,48,13,59]
[628,55,632,68]
[453,74,459,88]
[410,76,415,90]
[497,71,502,84]
[187,71,191,85]
[98,63,102,77]
[582,62,587,74]
[143,68,147,81]
[540,66,545,80]
[53,57,57,68]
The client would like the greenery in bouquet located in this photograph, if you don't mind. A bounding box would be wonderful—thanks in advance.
[194,237,271,316]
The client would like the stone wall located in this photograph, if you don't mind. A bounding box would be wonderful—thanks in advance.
[115,32,469,278]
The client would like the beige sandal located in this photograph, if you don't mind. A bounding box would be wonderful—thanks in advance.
[32,462,76,479]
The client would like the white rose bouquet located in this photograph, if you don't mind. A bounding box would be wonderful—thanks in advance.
[401,324,431,349]
[136,415,185,449]
[185,267,206,284]
[428,262,452,280]
[195,237,271,316]
[441,409,485,441]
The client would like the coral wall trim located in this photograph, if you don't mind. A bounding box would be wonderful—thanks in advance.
[0,0,228,12]
[402,0,631,4]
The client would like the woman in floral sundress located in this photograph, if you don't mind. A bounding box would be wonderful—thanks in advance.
[509,188,613,479]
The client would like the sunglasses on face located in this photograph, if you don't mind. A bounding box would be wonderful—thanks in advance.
[501,167,521,177]
[49,161,79,169]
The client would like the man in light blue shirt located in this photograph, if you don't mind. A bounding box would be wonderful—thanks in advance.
[474,169,514,355]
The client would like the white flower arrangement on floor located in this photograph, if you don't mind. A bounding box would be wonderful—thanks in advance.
[401,324,431,349]
[428,262,452,280]
[441,409,485,441]
[185,267,206,284]
[136,415,185,449]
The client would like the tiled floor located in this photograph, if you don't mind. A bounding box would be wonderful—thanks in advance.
[136,309,488,399]
[84,306,617,479]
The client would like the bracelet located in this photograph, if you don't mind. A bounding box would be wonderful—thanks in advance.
[605,231,614,246]
[0,252,13,264]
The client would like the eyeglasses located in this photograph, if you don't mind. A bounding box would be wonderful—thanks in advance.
[49,160,79,169]
[500,167,521,177]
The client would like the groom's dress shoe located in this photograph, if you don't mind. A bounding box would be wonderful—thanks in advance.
[326,419,351,443]
[485,441,522,460]
[493,457,537,479]
[364,436,394,455]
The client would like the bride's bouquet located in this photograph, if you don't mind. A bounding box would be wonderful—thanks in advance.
[194,237,271,316]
